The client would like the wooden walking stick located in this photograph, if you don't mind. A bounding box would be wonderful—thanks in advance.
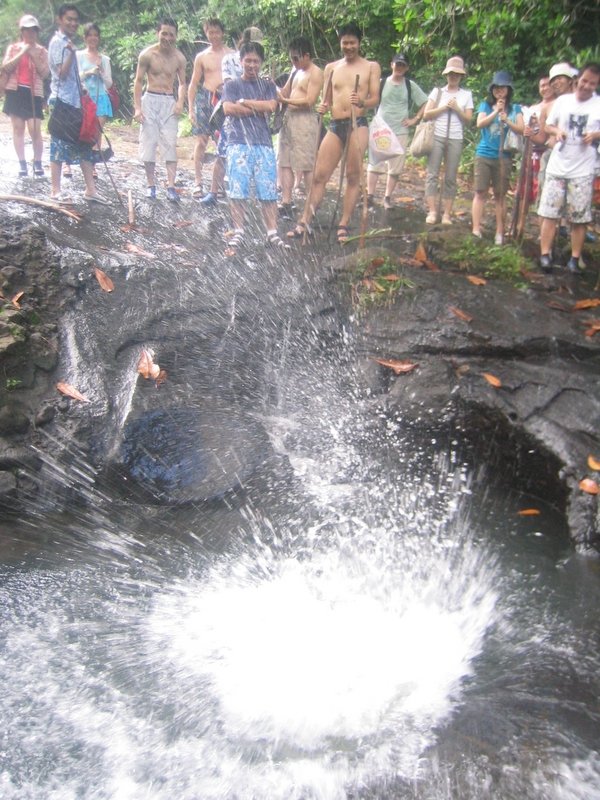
[327,74,360,243]
[498,123,506,238]
[515,136,533,240]
[509,141,526,239]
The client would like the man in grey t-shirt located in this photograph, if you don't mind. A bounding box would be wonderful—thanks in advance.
[367,52,428,209]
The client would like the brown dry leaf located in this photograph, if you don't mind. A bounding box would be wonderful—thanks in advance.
[517,508,541,516]
[467,275,487,286]
[94,267,114,292]
[11,291,24,308]
[370,257,386,268]
[546,300,572,312]
[449,305,473,323]
[397,256,425,268]
[137,348,161,380]
[173,220,193,229]
[125,242,156,259]
[56,381,90,402]
[396,197,414,203]
[372,280,386,293]
[587,455,600,471]
[374,357,418,374]
[424,259,440,272]
[579,478,599,495]
[482,372,502,388]
[380,274,402,281]
[155,369,168,387]
[573,298,600,311]
[362,278,376,291]
[584,320,600,337]
[414,242,427,262]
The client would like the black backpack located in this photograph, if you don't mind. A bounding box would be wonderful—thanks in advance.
[378,72,412,113]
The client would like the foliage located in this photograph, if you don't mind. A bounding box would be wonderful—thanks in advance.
[350,254,416,309]
[444,235,529,286]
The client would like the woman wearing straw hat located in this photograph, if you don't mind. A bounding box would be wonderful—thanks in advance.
[1,14,49,178]
[422,55,473,225]
[471,70,524,244]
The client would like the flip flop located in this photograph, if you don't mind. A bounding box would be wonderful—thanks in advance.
[267,233,291,250]
[224,230,244,257]
[286,222,312,240]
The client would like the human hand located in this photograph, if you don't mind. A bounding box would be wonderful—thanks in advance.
[133,109,144,124]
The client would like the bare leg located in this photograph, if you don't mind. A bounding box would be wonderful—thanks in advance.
[27,118,44,163]
[165,160,177,190]
[11,117,26,162]
[298,130,344,226]
[570,223,586,259]
[143,161,156,188]
[540,217,557,256]
[442,197,454,223]
[384,173,399,201]
[229,199,246,231]
[50,162,62,197]
[280,166,294,205]
[80,160,97,196]
[494,193,506,237]
[262,201,278,233]
[367,170,380,196]
[472,190,486,234]
[210,157,225,195]
[338,125,368,229]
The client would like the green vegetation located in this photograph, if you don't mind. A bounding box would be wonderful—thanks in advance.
[0,0,597,118]
[444,235,530,287]
[5,377,22,391]
[350,254,416,309]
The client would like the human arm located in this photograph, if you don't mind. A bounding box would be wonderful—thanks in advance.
[404,100,426,127]
[100,54,112,89]
[282,67,324,110]
[350,61,381,111]
[132,53,147,122]
[316,64,334,114]
[173,53,186,115]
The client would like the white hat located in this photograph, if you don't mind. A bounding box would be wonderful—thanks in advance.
[549,62,573,81]
[19,14,40,28]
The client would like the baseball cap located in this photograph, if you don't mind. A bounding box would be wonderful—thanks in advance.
[392,52,409,65]
[19,14,40,28]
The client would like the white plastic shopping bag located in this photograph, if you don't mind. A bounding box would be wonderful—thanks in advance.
[368,112,404,164]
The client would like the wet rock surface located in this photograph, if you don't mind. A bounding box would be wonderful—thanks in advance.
[0,123,598,547]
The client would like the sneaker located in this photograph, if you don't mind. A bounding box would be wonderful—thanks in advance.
[494,233,504,246]
[166,187,180,202]
[472,229,483,239]
[33,162,44,178]
[566,256,581,273]
[84,193,110,205]
[199,191,217,206]
[18,168,28,178]
[539,254,553,273]
[146,186,156,200]
[383,195,392,210]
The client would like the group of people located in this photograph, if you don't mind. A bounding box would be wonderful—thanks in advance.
[2,8,600,268]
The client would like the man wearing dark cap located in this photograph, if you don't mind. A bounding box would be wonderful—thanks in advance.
[367,52,428,208]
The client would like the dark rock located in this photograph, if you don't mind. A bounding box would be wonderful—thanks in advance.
[35,404,56,427]
[0,404,30,435]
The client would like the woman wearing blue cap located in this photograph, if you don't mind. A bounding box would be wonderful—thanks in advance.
[471,70,524,244]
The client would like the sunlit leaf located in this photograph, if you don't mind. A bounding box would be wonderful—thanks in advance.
[94,267,114,292]
[56,381,90,402]
[467,275,487,286]
[573,298,600,310]
[414,242,427,262]
[482,372,502,388]
[587,455,600,471]
[517,508,541,516]
[125,242,156,259]
[579,478,599,495]
[137,348,160,380]
[11,291,23,308]
[449,305,473,323]
[374,357,418,374]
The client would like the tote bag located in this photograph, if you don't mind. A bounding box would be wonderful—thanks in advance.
[409,88,442,158]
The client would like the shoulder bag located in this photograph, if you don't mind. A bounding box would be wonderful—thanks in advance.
[409,88,442,158]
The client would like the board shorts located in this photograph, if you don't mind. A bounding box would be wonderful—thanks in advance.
[193,87,219,136]
[139,91,178,163]
[47,98,97,164]
[277,110,320,172]
[537,174,594,224]
[226,143,277,201]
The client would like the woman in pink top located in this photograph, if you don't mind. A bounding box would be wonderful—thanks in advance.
[2,14,49,177]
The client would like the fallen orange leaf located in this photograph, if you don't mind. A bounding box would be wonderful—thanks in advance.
[11,291,23,308]
[587,455,600,471]
[573,298,600,310]
[583,320,600,337]
[579,478,599,495]
[424,259,441,272]
[449,305,473,323]
[467,275,487,286]
[380,274,401,281]
[155,369,168,387]
[94,267,114,292]
[137,348,161,380]
[517,508,541,516]
[482,372,502,388]
[125,242,156,259]
[374,357,418,374]
[56,381,90,402]
[414,242,427,262]
[369,257,386,268]
[397,256,425,268]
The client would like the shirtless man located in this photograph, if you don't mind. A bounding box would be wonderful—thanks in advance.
[277,36,324,218]
[288,23,380,243]
[187,18,233,197]
[133,17,186,201]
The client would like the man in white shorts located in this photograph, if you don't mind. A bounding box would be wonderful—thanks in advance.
[538,63,600,273]
[133,17,187,201]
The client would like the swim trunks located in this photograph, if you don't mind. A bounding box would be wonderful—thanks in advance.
[193,87,220,136]
[329,116,368,146]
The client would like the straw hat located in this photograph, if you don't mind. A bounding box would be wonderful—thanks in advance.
[442,56,466,75]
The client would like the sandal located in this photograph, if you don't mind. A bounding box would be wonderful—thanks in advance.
[267,233,291,250]
[336,225,350,244]
[286,222,312,239]
[192,184,204,198]
[224,229,244,257]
